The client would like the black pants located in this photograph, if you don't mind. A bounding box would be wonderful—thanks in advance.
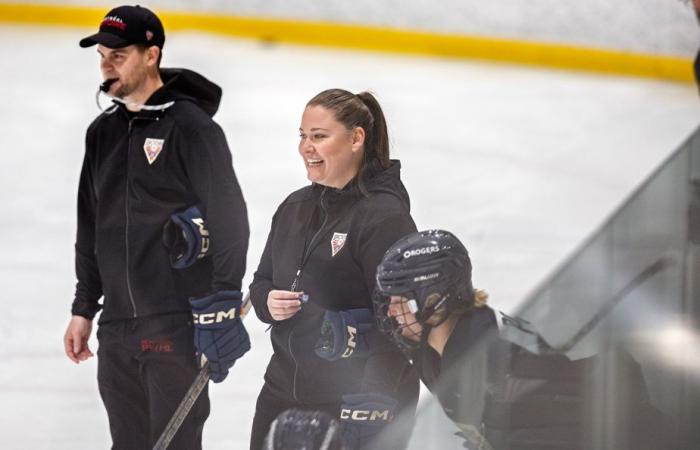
[96,312,210,450]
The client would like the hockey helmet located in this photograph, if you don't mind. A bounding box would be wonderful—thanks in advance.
[374,229,474,351]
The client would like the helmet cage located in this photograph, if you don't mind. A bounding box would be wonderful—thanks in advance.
[373,288,425,353]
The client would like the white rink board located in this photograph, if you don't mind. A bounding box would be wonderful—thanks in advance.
[28,0,700,56]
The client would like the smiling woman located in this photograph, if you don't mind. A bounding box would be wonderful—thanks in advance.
[248,89,420,450]
[299,104,364,190]
[299,89,391,192]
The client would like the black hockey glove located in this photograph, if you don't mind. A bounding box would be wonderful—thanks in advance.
[190,291,250,383]
[315,308,374,361]
[339,392,397,449]
[162,206,210,269]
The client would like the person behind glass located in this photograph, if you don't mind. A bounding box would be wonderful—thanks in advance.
[249,89,419,450]
[374,230,668,450]
[692,0,700,91]
[62,5,250,450]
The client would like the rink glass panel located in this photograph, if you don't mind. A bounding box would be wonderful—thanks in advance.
[403,127,700,449]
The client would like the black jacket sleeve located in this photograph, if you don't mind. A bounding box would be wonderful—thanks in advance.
[71,129,103,319]
[181,121,249,292]
[355,212,417,395]
[356,212,416,302]
[249,209,279,324]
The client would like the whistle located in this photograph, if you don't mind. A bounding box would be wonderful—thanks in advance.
[99,78,118,93]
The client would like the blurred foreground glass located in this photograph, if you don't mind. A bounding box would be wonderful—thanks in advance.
[399,126,700,449]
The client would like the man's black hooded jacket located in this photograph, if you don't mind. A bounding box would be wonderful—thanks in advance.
[72,68,249,323]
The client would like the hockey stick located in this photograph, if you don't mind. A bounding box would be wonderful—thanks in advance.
[500,257,673,355]
[547,256,672,354]
[152,293,253,450]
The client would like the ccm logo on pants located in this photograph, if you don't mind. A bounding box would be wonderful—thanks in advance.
[340,409,391,421]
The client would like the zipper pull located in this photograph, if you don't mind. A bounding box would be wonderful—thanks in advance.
[290,269,301,292]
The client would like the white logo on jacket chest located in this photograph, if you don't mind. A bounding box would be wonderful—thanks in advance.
[143,138,165,164]
[331,232,347,257]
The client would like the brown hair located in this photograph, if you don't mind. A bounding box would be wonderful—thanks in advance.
[306,89,390,191]
[135,44,163,68]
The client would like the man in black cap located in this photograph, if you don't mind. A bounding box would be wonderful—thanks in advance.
[62,5,251,449]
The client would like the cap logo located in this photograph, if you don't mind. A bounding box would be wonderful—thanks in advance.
[146,30,153,41]
[331,232,347,257]
[403,245,439,259]
[143,138,165,164]
[101,15,127,31]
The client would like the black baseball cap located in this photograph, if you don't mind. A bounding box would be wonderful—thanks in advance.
[79,5,165,49]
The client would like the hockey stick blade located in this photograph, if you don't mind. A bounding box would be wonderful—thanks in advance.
[501,257,673,356]
[152,293,252,450]
[549,256,673,354]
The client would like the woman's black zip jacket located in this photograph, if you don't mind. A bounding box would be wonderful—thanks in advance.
[250,160,419,406]
[71,68,249,324]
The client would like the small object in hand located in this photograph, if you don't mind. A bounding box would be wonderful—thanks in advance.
[299,294,309,304]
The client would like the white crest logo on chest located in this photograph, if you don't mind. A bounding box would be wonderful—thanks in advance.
[331,232,348,257]
[143,138,165,165]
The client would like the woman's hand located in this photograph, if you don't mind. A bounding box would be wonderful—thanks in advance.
[267,290,303,321]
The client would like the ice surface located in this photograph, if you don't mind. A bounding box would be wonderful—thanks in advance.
[0,25,697,449]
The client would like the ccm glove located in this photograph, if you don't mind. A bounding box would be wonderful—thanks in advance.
[339,393,397,449]
[190,290,250,383]
[163,206,210,269]
[315,308,374,361]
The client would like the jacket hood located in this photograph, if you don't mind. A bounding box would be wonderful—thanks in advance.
[147,68,222,117]
[360,159,411,211]
[308,160,411,212]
